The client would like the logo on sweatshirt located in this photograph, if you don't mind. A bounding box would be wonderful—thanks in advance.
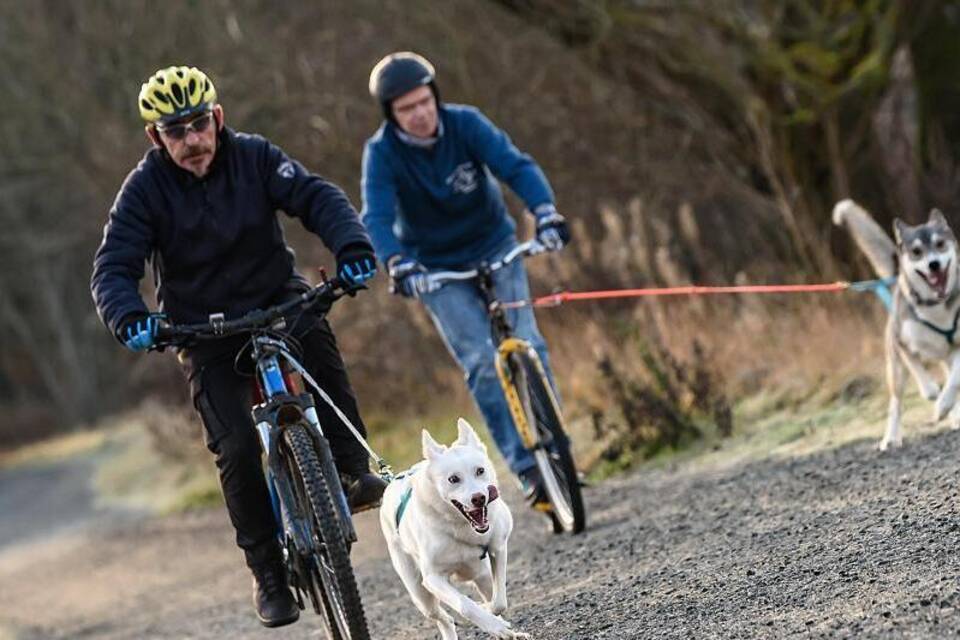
[277,161,296,179]
[446,162,479,195]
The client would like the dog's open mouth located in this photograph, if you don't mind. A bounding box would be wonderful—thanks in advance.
[451,500,489,533]
[919,263,951,298]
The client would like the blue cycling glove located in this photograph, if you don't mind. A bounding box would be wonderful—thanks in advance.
[336,245,378,286]
[387,256,430,299]
[533,204,570,251]
[120,313,164,352]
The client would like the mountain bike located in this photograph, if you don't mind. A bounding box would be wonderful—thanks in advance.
[153,277,372,640]
[425,240,586,534]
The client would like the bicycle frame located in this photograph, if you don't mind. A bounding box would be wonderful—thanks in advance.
[151,278,378,629]
[436,243,557,450]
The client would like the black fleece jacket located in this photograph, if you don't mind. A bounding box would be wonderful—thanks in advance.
[91,127,372,335]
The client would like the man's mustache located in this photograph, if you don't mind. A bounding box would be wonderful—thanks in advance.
[182,145,212,159]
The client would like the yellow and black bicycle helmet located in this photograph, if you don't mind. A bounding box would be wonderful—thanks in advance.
[138,66,217,124]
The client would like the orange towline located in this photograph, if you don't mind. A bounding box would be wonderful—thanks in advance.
[510,281,858,308]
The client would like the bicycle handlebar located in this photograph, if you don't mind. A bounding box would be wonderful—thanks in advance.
[424,240,548,288]
[152,277,357,349]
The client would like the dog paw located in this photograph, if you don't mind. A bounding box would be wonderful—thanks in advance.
[879,436,902,452]
[934,405,946,423]
[478,614,515,638]
[484,599,508,616]
[935,394,957,422]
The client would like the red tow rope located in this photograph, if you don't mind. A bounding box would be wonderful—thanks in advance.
[503,281,880,309]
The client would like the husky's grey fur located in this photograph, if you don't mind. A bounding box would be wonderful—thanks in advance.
[834,199,960,450]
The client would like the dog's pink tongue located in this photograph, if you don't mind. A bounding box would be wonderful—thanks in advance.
[932,271,948,294]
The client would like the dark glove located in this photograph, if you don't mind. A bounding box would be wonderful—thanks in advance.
[534,204,570,251]
[119,312,164,352]
[336,245,378,286]
[387,256,429,299]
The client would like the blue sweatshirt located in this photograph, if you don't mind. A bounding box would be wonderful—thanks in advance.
[360,104,554,268]
[91,127,371,334]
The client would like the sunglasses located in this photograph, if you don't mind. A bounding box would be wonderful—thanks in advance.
[156,112,214,141]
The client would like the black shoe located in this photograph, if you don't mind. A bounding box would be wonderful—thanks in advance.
[251,561,300,628]
[518,467,551,512]
[340,471,388,513]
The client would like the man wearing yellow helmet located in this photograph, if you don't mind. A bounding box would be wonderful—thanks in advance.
[91,65,384,628]
[137,66,221,178]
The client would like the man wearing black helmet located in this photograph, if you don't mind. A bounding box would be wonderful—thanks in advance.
[360,52,571,513]
[92,65,387,628]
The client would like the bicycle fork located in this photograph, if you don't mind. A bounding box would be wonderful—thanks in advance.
[494,337,548,449]
[254,400,358,548]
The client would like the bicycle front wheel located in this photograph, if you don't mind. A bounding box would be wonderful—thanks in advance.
[512,352,586,534]
[282,424,369,640]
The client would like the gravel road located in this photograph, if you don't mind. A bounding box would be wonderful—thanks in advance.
[2,425,959,639]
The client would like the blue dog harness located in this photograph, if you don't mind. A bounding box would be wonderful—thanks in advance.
[395,485,414,529]
[394,466,419,529]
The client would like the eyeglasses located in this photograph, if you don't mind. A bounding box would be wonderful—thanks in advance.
[156,112,214,141]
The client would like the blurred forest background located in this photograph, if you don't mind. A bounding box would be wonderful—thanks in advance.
[1,0,958,467]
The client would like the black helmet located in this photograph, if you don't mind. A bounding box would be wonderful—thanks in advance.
[369,52,439,120]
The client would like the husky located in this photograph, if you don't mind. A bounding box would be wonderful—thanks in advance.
[379,418,530,640]
[834,198,960,450]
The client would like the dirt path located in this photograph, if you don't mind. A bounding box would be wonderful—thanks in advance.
[3,423,960,639]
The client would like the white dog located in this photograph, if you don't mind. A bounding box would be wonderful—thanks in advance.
[379,418,530,639]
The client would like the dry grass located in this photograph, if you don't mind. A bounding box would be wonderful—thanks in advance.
[535,291,887,475]
[94,402,220,514]
[0,428,108,470]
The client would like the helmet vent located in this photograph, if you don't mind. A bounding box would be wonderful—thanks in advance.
[153,90,169,104]
[171,83,183,105]
[188,78,196,95]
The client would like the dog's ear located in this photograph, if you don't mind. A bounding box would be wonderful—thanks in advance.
[893,218,907,247]
[454,417,486,451]
[422,429,446,461]
[929,208,949,227]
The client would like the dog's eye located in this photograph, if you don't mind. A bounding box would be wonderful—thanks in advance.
[476,467,485,476]
[912,247,923,258]
[936,240,947,252]
[448,474,461,484]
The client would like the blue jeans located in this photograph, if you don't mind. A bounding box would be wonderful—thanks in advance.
[420,239,557,475]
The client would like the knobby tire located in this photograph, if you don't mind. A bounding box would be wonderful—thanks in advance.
[282,424,369,640]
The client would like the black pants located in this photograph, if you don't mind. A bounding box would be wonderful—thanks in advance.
[181,311,369,568]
